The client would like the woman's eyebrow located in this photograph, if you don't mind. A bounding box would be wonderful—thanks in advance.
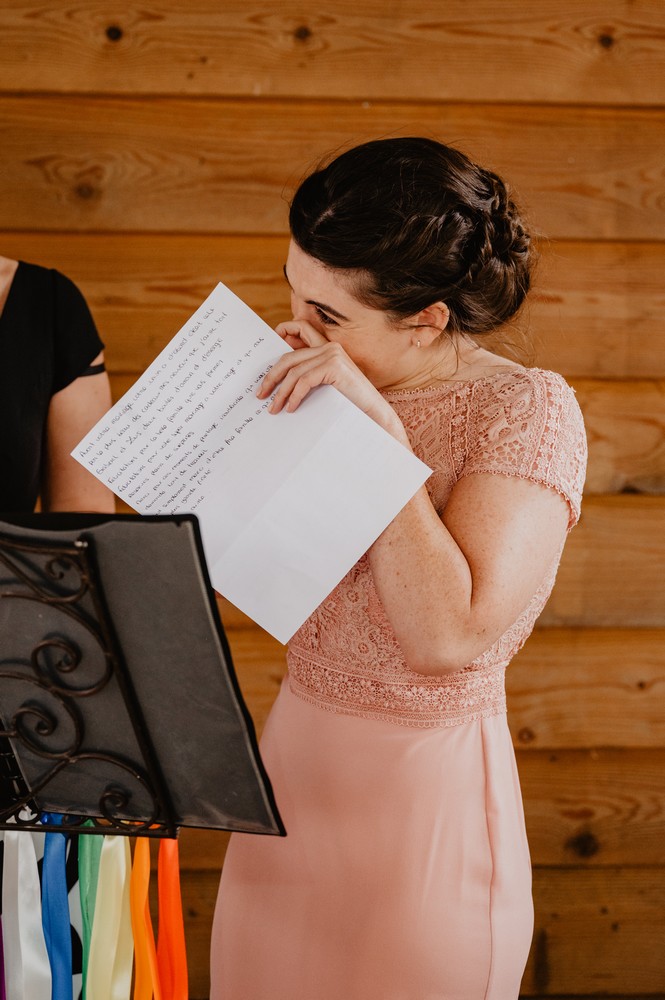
[283,265,349,321]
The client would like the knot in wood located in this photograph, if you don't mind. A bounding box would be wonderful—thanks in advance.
[517,726,535,744]
[106,25,124,43]
[566,830,600,858]
[293,25,312,43]
[598,33,615,49]
[75,182,97,201]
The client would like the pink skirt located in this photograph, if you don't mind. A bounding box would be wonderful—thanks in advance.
[211,678,533,999]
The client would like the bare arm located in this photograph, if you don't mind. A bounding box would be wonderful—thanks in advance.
[260,325,572,675]
[367,465,569,674]
[41,352,115,513]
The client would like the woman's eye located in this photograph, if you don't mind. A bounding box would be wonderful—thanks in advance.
[314,306,338,326]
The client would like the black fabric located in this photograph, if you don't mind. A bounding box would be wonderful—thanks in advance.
[0,262,103,512]
[80,362,106,377]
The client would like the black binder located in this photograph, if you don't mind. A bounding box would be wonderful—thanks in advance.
[0,513,284,838]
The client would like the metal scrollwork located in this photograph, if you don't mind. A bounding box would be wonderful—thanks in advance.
[0,541,90,606]
[0,529,177,838]
[32,637,82,676]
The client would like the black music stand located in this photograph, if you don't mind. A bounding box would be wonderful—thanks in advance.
[0,513,284,839]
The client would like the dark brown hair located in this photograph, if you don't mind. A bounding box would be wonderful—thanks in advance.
[289,137,533,336]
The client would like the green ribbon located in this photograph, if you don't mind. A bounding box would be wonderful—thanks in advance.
[78,824,103,999]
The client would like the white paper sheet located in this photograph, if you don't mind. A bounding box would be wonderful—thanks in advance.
[72,283,431,643]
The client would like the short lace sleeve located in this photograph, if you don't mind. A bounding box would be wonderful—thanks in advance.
[459,368,587,528]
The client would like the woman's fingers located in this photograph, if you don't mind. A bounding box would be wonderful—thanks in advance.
[259,323,389,418]
[258,321,331,400]
[256,352,299,400]
[275,320,328,349]
[258,341,386,419]
[258,349,331,411]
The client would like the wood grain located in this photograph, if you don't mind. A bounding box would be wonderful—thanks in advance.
[530,241,665,379]
[1,233,663,379]
[572,380,665,494]
[541,496,665,627]
[165,866,665,997]
[507,629,665,750]
[1,98,664,239]
[523,868,665,994]
[520,749,665,866]
[1,2,664,106]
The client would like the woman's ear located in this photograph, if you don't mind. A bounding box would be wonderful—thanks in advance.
[407,302,450,347]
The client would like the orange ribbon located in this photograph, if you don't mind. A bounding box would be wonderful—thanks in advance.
[129,837,188,1000]
[129,840,161,1000]
[156,840,188,1000]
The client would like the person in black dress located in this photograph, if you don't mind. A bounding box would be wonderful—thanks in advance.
[0,254,114,1000]
[0,255,114,513]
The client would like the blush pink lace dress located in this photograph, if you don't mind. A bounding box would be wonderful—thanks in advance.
[211,367,587,1000]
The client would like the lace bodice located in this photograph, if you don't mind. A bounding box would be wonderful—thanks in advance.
[288,367,587,728]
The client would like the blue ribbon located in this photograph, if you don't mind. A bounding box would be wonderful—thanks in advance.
[41,814,73,1000]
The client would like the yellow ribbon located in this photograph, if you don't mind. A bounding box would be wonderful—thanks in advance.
[86,836,133,1000]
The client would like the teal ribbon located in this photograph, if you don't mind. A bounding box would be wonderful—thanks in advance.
[41,814,73,1000]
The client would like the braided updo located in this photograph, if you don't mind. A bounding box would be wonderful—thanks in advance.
[289,137,533,335]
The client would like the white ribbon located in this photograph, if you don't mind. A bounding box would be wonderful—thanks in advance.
[1,829,52,1000]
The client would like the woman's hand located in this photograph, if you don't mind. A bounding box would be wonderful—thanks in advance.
[257,319,401,435]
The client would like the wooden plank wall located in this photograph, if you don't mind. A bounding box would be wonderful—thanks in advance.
[1,3,664,996]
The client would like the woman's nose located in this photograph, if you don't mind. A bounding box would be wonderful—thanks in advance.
[291,298,325,332]
[290,294,310,322]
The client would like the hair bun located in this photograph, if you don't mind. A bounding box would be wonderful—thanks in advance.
[289,136,535,335]
[476,171,531,264]
[455,169,532,329]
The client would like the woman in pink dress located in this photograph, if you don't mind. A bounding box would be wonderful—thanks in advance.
[211,137,587,999]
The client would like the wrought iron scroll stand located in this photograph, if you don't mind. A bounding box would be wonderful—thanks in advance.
[0,529,178,838]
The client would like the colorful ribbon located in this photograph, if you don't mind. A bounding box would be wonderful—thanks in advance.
[79,824,103,999]
[130,838,162,1000]
[0,822,189,1000]
[86,835,133,1000]
[41,814,73,1000]
[0,828,51,1000]
[157,839,188,1000]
